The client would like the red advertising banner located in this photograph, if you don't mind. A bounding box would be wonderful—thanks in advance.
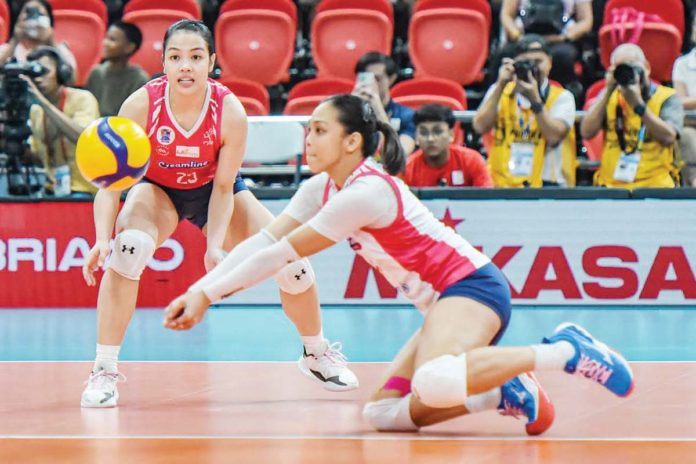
[2,199,696,308]
[0,202,206,308]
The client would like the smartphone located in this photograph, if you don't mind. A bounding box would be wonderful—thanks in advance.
[356,71,376,88]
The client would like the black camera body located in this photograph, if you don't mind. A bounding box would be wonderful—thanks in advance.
[0,59,46,130]
[514,60,537,82]
[613,63,644,87]
[0,59,47,195]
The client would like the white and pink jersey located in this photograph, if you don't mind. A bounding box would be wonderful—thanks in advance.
[143,76,231,189]
[283,158,490,313]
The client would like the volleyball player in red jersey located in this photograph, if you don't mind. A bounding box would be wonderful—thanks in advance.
[80,20,357,408]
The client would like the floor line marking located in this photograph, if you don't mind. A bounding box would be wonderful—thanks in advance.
[1,435,694,442]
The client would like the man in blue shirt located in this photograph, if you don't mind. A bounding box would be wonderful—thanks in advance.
[353,52,416,156]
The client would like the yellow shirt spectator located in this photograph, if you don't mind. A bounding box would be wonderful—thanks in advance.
[30,86,100,194]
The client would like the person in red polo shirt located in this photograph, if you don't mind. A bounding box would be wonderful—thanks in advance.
[404,104,493,187]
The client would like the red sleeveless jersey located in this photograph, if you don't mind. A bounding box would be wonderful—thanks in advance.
[143,76,231,189]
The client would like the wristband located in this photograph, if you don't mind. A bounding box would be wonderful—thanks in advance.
[530,101,544,114]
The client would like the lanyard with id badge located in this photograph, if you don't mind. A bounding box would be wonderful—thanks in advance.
[509,96,535,177]
[612,105,645,183]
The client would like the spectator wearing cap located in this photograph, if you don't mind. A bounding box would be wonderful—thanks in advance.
[672,21,696,187]
[473,34,577,187]
[404,104,493,188]
[582,44,683,189]
[353,51,416,156]
[85,21,150,117]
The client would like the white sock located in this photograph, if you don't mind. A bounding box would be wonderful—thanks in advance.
[301,330,326,356]
[531,341,576,370]
[94,344,120,373]
[464,387,502,413]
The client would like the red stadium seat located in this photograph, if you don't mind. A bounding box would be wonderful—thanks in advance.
[414,0,491,32]
[219,0,297,24]
[391,77,467,109]
[391,77,467,144]
[582,80,607,161]
[603,0,684,41]
[122,9,195,77]
[52,10,106,86]
[284,77,355,115]
[124,0,201,19]
[311,9,392,79]
[48,0,108,26]
[598,22,681,82]
[409,8,488,85]
[217,77,270,115]
[215,10,294,85]
[316,0,393,25]
[0,0,8,43]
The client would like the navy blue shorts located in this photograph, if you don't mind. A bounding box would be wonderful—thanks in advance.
[141,174,248,229]
[439,262,512,345]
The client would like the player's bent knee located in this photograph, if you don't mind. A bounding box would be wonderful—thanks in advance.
[411,354,468,409]
[108,229,156,280]
[362,396,419,432]
[274,258,315,294]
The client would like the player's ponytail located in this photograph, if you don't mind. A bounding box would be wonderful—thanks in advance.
[327,94,405,175]
[375,120,405,175]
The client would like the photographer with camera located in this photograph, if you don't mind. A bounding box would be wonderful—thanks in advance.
[581,44,683,189]
[0,0,76,80]
[474,34,577,187]
[21,46,99,196]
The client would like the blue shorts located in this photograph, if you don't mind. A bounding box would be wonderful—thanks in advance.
[141,174,248,229]
[439,262,512,345]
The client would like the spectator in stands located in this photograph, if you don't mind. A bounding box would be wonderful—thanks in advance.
[498,0,592,92]
[673,21,696,186]
[582,44,683,189]
[404,104,493,188]
[353,51,416,156]
[473,35,577,188]
[85,21,150,117]
[0,0,77,81]
[22,46,99,197]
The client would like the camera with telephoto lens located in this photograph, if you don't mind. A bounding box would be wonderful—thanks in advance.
[613,63,643,87]
[513,60,537,82]
[0,58,48,195]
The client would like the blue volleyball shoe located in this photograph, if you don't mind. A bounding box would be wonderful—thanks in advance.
[543,322,635,397]
[498,372,555,436]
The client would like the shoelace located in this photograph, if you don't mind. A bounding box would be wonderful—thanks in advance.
[85,370,127,388]
[322,342,348,366]
[498,400,526,420]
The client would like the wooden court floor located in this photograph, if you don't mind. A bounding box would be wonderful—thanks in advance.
[1,362,694,463]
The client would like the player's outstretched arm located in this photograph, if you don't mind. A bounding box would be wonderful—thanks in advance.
[163,225,335,331]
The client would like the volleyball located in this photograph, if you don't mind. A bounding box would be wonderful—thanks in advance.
[76,117,151,191]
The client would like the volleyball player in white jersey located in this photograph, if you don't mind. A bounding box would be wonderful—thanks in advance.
[79,21,357,408]
[162,94,635,434]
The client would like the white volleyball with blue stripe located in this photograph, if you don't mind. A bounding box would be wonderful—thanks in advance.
[76,116,151,191]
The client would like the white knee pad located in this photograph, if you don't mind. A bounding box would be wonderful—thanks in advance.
[362,395,419,432]
[274,258,315,294]
[108,229,156,280]
[411,354,468,409]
